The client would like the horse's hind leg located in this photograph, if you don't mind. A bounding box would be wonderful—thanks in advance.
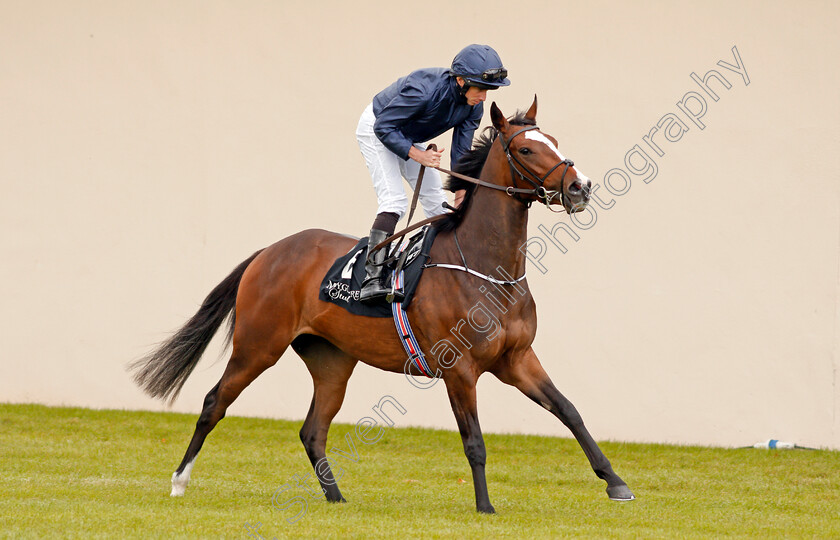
[170,346,282,496]
[292,335,357,503]
[492,348,635,501]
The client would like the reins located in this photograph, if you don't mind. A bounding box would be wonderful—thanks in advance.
[434,125,574,212]
[371,126,575,255]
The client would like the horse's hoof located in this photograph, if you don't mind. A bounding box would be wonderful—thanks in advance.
[477,504,496,514]
[606,484,635,501]
[327,497,347,504]
[170,462,193,497]
[170,472,188,497]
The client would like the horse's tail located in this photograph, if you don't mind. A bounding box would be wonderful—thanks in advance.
[129,249,264,404]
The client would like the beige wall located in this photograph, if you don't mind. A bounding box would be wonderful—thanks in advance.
[1,1,838,449]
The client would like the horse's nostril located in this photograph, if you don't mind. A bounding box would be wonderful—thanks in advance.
[569,181,582,194]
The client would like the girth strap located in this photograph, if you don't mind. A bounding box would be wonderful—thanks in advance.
[391,264,433,378]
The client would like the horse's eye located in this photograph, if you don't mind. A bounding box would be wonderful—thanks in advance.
[518,147,532,156]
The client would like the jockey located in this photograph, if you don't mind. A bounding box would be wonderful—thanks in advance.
[356,44,510,303]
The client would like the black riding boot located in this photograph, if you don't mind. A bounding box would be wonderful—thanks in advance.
[360,229,391,303]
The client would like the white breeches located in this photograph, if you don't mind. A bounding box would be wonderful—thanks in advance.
[356,103,447,219]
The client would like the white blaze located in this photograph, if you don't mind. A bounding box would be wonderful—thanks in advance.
[525,131,566,160]
[524,131,589,183]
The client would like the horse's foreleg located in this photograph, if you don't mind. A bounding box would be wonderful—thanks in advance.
[444,371,495,514]
[171,348,280,496]
[293,336,357,503]
[492,348,634,501]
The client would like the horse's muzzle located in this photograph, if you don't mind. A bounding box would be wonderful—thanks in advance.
[563,178,592,213]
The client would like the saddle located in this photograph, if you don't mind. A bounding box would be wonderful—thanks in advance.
[319,226,438,318]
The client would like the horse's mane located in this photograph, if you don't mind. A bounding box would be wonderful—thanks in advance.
[435,111,536,233]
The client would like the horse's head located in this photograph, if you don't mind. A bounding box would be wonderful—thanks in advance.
[490,96,591,213]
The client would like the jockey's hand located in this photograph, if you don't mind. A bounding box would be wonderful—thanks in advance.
[409,146,445,168]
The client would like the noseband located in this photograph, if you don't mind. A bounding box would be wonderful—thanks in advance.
[499,125,575,212]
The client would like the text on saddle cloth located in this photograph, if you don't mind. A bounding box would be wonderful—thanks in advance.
[318,226,438,318]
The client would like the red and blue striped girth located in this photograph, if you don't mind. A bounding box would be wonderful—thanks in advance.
[391,269,434,378]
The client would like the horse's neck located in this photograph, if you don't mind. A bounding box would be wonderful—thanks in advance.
[454,157,529,279]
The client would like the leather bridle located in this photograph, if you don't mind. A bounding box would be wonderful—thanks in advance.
[499,125,574,212]
[437,125,575,213]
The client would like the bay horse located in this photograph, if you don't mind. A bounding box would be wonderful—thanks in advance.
[130,97,634,514]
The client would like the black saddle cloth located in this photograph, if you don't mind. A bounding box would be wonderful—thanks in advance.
[318,226,438,318]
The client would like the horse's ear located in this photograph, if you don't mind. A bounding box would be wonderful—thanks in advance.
[525,95,538,123]
[490,102,509,131]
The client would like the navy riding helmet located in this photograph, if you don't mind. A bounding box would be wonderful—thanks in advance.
[450,44,510,90]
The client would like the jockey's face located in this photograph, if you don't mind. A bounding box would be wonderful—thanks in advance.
[456,77,489,106]
[465,86,488,106]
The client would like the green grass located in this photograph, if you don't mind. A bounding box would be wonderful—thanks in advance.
[1,404,837,539]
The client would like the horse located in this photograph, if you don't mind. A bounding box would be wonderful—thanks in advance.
[130,97,635,514]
